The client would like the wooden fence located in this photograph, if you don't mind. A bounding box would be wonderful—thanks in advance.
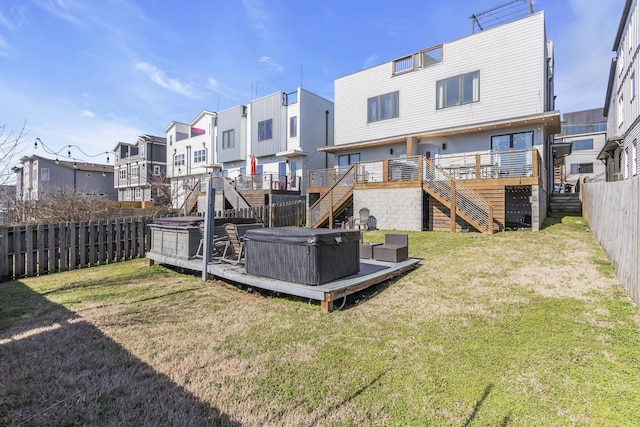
[582,176,640,306]
[0,200,307,282]
[0,217,149,282]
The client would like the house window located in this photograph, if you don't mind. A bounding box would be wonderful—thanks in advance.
[290,116,297,137]
[169,135,173,146]
[632,71,637,101]
[258,119,273,141]
[572,139,594,151]
[367,91,399,122]
[125,188,132,200]
[140,145,145,158]
[436,71,479,109]
[119,168,127,180]
[491,131,533,151]
[565,125,588,135]
[338,153,360,167]
[618,95,624,128]
[131,166,139,178]
[223,129,235,148]
[174,154,185,166]
[134,187,142,200]
[40,168,50,182]
[194,149,206,163]
[153,165,161,176]
[593,122,607,132]
[570,163,594,174]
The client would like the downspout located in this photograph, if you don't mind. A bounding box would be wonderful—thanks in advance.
[325,110,329,169]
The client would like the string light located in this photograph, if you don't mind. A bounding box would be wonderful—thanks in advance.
[34,137,112,164]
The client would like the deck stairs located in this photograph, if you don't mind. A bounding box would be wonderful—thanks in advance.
[223,177,251,210]
[309,164,355,228]
[549,193,582,214]
[422,159,495,234]
[178,179,201,215]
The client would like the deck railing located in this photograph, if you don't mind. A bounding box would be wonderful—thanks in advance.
[309,165,355,227]
[234,173,301,192]
[433,149,538,180]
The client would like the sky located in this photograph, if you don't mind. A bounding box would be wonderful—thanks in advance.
[0,0,627,165]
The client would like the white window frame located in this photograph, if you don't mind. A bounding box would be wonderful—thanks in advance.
[119,168,127,180]
[153,165,161,176]
[194,149,206,163]
[40,168,50,182]
[223,129,235,148]
[134,187,142,200]
[367,91,399,123]
[437,71,480,109]
[125,188,132,200]
[174,153,185,166]
[131,165,139,178]
[290,116,297,138]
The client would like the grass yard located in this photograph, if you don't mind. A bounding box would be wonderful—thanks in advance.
[1,214,640,425]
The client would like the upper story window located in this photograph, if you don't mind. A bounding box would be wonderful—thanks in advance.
[258,119,273,141]
[593,122,607,132]
[40,168,50,182]
[174,153,185,166]
[565,125,588,135]
[223,129,235,148]
[290,116,297,138]
[570,163,593,174]
[134,187,142,199]
[119,168,127,180]
[367,91,399,123]
[125,188,132,200]
[140,145,145,158]
[194,149,206,163]
[169,135,173,146]
[632,70,636,101]
[436,71,479,109]
[572,139,594,151]
[153,165,161,176]
[131,165,139,178]
[618,95,624,128]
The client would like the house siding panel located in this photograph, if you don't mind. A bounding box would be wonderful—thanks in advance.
[251,93,286,158]
[217,105,247,163]
[335,12,547,147]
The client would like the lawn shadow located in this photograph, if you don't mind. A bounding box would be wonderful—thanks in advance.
[0,280,239,426]
[463,383,493,427]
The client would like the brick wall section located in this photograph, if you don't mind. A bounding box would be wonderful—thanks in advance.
[354,187,423,231]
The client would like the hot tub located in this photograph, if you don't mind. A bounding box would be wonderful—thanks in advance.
[244,227,360,285]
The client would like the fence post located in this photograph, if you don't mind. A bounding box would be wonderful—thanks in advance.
[25,224,36,277]
[0,227,9,281]
[106,219,114,263]
[59,222,68,272]
[70,222,78,270]
[79,221,87,268]
[37,224,47,275]
[48,223,57,274]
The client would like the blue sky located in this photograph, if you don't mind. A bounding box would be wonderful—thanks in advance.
[0,0,626,164]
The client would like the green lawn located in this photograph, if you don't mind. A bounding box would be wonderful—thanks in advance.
[1,214,639,426]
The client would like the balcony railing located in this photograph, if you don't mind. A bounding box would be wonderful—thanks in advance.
[307,149,541,190]
[234,173,301,192]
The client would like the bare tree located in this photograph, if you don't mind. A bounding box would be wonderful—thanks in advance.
[147,170,174,215]
[0,121,28,187]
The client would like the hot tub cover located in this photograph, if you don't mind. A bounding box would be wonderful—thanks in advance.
[244,227,360,246]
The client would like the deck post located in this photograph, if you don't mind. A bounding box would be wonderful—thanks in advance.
[321,295,334,313]
[532,149,539,178]
[382,160,389,182]
[328,190,334,229]
[475,153,481,179]
[488,205,494,234]
[202,183,216,281]
[450,180,457,233]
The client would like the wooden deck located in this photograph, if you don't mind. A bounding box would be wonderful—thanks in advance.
[146,252,420,313]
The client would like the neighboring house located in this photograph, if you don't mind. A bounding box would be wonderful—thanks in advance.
[13,155,115,202]
[0,185,16,225]
[165,111,218,211]
[167,88,334,214]
[309,4,559,232]
[113,134,168,203]
[601,0,640,182]
[553,108,607,188]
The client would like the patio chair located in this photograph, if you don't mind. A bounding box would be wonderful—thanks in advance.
[353,207,370,230]
[194,222,228,261]
[373,233,409,262]
[220,222,264,264]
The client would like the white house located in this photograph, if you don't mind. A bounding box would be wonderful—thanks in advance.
[310,5,560,232]
[601,0,640,181]
[164,111,218,211]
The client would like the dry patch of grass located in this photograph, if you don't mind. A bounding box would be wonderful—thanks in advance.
[2,214,640,425]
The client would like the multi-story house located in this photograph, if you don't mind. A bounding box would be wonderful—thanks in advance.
[167,88,334,214]
[113,134,167,204]
[164,111,218,212]
[553,108,607,188]
[601,0,640,182]
[13,155,115,202]
[308,4,559,232]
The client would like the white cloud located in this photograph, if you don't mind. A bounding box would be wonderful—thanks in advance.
[242,0,270,40]
[0,36,9,57]
[362,55,379,70]
[258,56,283,72]
[81,110,94,117]
[135,61,198,98]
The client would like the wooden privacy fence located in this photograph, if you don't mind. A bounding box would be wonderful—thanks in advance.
[0,217,149,282]
[582,176,640,306]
